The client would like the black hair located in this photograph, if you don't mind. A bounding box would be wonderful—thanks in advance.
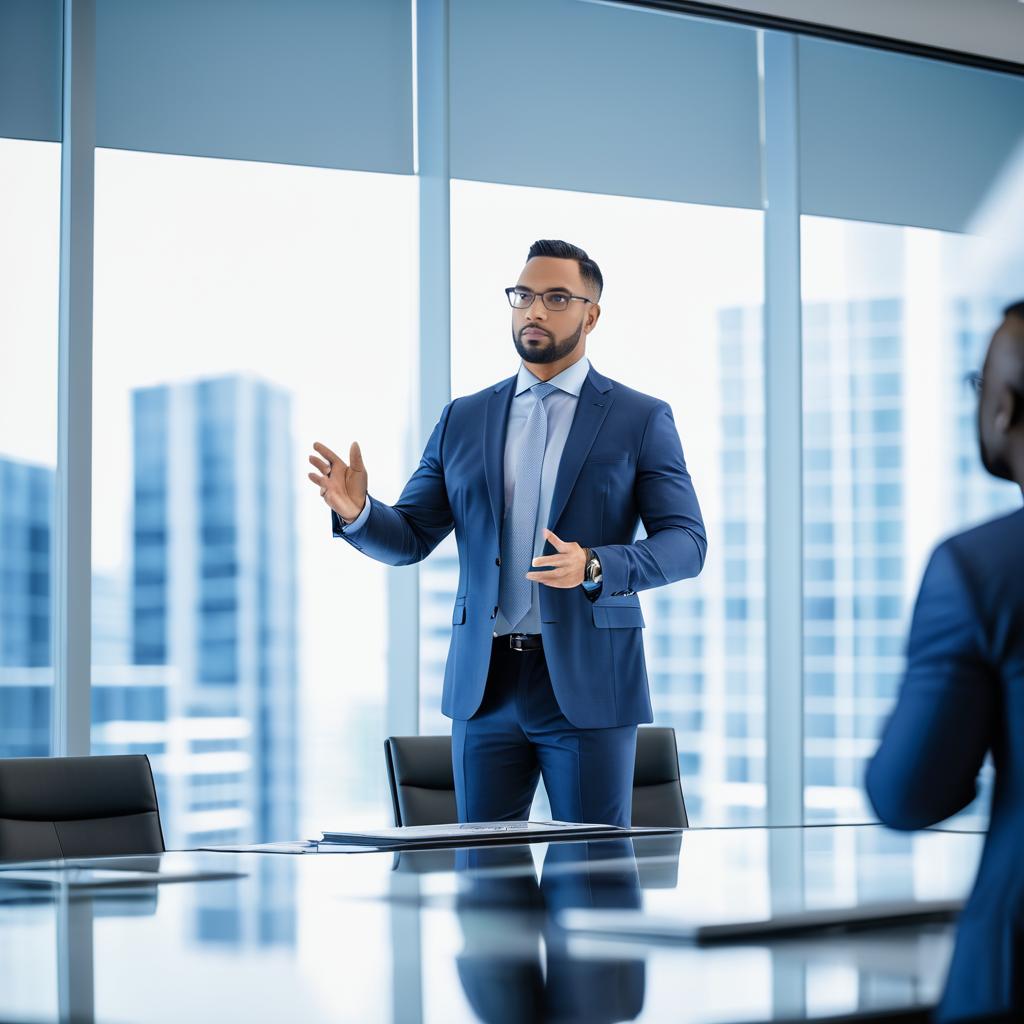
[1004,299,1024,321]
[526,239,603,300]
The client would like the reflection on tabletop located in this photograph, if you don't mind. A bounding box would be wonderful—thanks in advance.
[452,840,645,1024]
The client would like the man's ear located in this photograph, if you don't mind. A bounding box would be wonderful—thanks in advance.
[585,303,601,333]
[994,385,1019,433]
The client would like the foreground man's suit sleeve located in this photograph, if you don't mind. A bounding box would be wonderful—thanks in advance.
[865,539,995,830]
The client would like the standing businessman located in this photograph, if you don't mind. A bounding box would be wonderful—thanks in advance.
[308,240,706,827]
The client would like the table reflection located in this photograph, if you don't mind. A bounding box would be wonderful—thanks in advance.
[453,840,646,1024]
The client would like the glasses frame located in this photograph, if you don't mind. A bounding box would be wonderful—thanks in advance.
[505,286,595,312]
[963,371,984,396]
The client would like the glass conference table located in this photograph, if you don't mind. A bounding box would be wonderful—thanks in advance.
[0,823,985,1023]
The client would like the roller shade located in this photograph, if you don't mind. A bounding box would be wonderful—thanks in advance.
[0,0,62,143]
[95,0,413,174]
[449,0,762,209]
[798,36,1024,232]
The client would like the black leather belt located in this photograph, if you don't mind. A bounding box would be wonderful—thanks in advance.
[498,632,543,652]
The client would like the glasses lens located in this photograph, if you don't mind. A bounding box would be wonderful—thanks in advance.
[543,292,570,311]
[509,288,533,308]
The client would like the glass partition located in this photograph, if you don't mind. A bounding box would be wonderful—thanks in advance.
[0,137,61,757]
[91,150,416,846]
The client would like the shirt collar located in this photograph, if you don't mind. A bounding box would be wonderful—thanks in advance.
[514,355,590,398]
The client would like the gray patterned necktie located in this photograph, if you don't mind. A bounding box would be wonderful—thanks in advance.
[499,381,557,628]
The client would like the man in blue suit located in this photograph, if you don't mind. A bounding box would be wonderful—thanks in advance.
[308,239,706,827]
[866,301,1024,1022]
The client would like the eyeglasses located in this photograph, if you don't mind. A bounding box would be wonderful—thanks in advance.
[963,371,984,396]
[505,286,594,312]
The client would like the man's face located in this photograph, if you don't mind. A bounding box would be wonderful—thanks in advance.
[510,256,600,365]
[978,318,1022,481]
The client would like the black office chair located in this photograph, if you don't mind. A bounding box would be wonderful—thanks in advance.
[0,754,166,863]
[384,735,459,827]
[384,727,688,827]
[631,726,688,827]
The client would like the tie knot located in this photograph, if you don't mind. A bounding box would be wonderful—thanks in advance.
[531,382,557,401]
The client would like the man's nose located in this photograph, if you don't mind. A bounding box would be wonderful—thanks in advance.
[525,299,547,322]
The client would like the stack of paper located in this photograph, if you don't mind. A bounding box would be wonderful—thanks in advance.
[320,820,633,849]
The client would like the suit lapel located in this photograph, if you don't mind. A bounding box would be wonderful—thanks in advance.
[483,375,517,542]
[546,367,615,534]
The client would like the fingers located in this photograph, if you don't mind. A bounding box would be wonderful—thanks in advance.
[526,568,573,587]
[530,554,565,567]
[543,528,568,551]
[349,441,365,473]
[307,471,329,489]
[313,441,346,470]
[308,454,331,476]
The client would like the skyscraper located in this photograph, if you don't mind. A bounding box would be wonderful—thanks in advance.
[132,375,299,847]
[0,456,53,757]
[0,457,52,670]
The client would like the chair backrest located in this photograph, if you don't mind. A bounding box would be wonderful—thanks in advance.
[384,736,458,827]
[384,728,688,829]
[0,754,166,863]
[632,727,688,828]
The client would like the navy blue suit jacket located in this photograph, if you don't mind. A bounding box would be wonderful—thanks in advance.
[333,363,706,728]
[865,506,1024,1021]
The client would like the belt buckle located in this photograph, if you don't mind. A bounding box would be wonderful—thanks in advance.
[509,633,539,652]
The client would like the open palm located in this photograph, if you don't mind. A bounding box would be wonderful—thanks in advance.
[307,441,368,522]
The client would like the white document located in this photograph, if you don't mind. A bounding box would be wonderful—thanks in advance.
[321,819,627,847]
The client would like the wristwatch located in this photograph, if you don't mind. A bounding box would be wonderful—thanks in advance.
[584,547,603,585]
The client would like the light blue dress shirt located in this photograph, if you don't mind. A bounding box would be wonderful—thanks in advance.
[339,355,595,635]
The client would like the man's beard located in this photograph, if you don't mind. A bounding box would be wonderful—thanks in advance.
[512,319,584,364]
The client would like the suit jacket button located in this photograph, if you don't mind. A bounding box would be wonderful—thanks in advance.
[495,557,501,566]
[490,606,497,618]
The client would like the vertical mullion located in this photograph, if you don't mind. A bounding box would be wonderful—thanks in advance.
[416,0,451,455]
[387,11,448,1024]
[762,30,805,827]
[53,0,95,758]
[385,0,452,747]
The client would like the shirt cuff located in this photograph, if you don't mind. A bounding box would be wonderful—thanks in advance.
[338,495,371,534]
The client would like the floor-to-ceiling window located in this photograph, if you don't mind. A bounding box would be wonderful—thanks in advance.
[0,0,62,765]
[797,37,1024,827]
[85,2,416,860]
[91,152,417,853]
[417,0,767,827]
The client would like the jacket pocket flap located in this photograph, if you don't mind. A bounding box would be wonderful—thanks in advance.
[452,597,466,625]
[592,604,645,629]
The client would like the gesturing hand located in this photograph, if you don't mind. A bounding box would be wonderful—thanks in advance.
[525,529,588,588]
[307,441,368,523]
